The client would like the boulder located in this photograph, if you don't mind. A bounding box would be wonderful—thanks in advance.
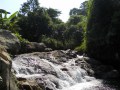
[75,57,120,79]
[0,47,11,90]
[0,47,19,90]
[0,29,21,54]
[102,70,119,79]
[21,42,46,53]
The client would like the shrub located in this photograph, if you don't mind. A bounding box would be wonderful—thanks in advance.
[41,35,63,49]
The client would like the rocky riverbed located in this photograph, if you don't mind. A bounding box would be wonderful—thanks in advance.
[12,50,120,90]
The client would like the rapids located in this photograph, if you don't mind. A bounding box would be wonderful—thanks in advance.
[12,50,119,90]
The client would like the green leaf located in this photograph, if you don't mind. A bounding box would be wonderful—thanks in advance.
[8,11,18,21]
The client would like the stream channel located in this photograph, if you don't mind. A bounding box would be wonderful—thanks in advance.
[12,50,120,90]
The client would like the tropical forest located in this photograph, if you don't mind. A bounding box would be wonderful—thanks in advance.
[0,0,120,90]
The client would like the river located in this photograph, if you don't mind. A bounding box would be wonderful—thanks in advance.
[12,50,120,90]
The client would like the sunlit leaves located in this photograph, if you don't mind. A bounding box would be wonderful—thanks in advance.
[0,9,18,32]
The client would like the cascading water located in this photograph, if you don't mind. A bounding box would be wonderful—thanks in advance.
[12,51,119,90]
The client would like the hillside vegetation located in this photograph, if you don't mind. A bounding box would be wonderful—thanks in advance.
[0,0,120,70]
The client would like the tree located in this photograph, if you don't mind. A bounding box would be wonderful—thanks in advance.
[53,23,66,41]
[67,1,88,50]
[64,25,83,49]
[47,8,61,19]
[19,0,40,15]
[0,9,18,32]
[18,0,53,42]
[79,1,88,16]
[67,15,83,25]
[86,0,120,69]
[18,8,53,42]
[69,1,88,16]
[47,8,62,24]
[69,8,80,16]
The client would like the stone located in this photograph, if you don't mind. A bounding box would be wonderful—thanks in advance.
[45,48,53,52]
[12,50,120,90]
[0,76,3,89]
[0,47,11,90]
[22,42,46,53]
[0,47,19,90]
[0,48,11,61]
[63,49,77,58]
[103,70,119,79]
[18,79,43,90]
[0,29,21,54]
[0,76,2,83]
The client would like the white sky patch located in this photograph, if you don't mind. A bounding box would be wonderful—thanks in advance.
[0,0,27,13]
[39,0,85,22]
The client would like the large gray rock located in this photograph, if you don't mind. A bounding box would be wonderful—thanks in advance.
[0,29,20,54]
[75,57,120,79]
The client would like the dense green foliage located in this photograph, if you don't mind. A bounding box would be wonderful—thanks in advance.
[1,0,120,70]
[86,0,120,69]
[18,9,53,42]
[16,0,87,50]
[69,1,88,16]
[47,8,62,24]
[0,9,18,32]
[18,0,53,42]
[0,0,87,51]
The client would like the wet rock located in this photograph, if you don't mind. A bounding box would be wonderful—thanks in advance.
[63,49,77,58]
[0,76,3,89]
[12,54,58,76]
[51,50,67,57]
[12,51,77,89]
[0,76,3,87]
[0,76,2,82]
[51,50,72,62]
[18,80,43,90]
[75,58,95,76]
[75,57,120,79]
[12,50,120,90]
[103,70,119,79]
[61,68,68,71]
[74,57,120,79]
[45,48,53,52]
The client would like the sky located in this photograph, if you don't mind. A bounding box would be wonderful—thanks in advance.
[0,0,86,22]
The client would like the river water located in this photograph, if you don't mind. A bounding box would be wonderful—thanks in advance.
[12,51,120,90]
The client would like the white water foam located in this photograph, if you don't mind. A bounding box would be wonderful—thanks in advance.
[12,54,104,90]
